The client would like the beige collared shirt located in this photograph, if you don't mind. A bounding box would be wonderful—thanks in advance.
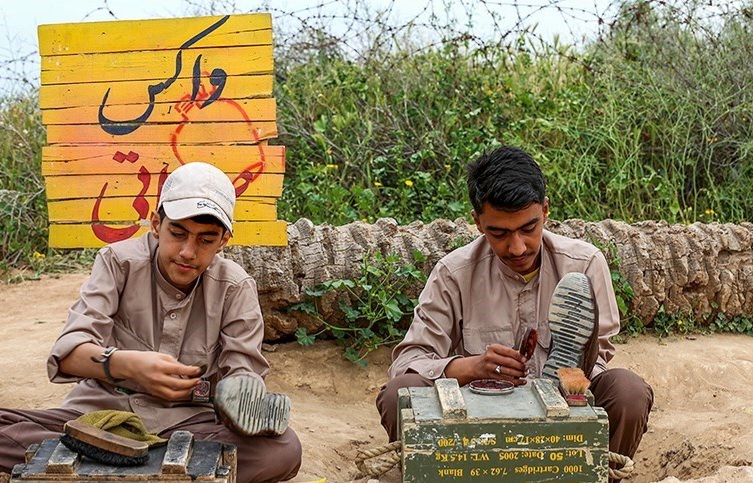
[47,233,268,433]
[389,230,620,380]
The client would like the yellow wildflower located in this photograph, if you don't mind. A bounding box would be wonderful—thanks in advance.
[705,209,715,215]
[326,164,338,169]
[326,149,332,154]
[32,251,45,259]
[374,182,382,187]
[405,180,414,187]
[444,164,451,170]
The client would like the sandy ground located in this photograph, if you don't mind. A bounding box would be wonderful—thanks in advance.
[1,273,753,483]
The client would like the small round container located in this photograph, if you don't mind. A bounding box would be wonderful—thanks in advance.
[468,379,515,395]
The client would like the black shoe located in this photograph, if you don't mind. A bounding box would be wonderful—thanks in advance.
[542,272,599,380]
[214,375,291,436]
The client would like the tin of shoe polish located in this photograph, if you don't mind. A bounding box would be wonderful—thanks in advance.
[468,379,514,395]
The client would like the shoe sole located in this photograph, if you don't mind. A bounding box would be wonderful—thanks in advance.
[215,376,291,436]
[542,272,596,380]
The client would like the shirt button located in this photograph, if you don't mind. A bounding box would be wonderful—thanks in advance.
[429,370,434,376]
[169,313,177,320]
[176,294,183,300]
[133,399,140,406]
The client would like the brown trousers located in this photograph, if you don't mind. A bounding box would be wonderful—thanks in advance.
[376,368,653,483]
[0,408,301,483]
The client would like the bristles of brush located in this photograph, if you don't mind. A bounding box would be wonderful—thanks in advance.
[557,367,590,406]
[60,435,148,466]
[557,367,590,394]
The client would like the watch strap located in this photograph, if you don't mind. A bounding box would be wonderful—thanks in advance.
[90,346,126,384]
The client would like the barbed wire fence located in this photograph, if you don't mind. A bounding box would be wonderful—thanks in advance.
[1,1,746,93]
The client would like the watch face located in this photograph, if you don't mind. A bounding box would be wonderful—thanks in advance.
[468,379,514,395]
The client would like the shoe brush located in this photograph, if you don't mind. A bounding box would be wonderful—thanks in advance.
[557,367,590,407]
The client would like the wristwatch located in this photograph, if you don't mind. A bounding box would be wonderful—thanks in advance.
[90,346,126,384]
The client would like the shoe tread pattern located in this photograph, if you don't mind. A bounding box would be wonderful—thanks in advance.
[542,272,596,380]
[215,376,291,436]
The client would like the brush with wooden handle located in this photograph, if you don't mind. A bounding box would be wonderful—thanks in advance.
[556,367,590,407]
[60,419,149,466]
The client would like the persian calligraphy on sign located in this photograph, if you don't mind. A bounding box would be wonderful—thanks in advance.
[38,14,286,248]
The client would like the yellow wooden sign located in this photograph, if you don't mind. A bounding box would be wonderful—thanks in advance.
[38,13,287,247]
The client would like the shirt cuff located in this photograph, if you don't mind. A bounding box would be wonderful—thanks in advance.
[407,356,462,380]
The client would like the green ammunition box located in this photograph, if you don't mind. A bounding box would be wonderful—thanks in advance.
[398,378,609,483]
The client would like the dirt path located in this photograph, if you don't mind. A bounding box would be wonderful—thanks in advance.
[2,273,752,482]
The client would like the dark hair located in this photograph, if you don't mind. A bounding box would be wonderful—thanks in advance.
[157,206,226,234]
[466,146,546,213]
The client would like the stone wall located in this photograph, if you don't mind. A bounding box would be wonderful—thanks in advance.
[225,218,753,340]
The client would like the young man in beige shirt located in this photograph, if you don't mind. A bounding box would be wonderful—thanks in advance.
[0,163,300,483]
[377,146,653,482]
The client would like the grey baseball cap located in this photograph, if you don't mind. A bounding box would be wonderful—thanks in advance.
[157,162,235,233]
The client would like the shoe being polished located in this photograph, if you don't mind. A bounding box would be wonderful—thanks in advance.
[214,375,291,437]
[541,272,599,380]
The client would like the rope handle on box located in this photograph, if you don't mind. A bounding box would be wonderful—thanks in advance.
[355,441,634,480]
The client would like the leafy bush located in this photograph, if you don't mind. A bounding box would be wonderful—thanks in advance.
[275,3,753,226]
[588,237,641,339]
[0,92,47,272]
[708,313,753,336]
[290,251,427,364]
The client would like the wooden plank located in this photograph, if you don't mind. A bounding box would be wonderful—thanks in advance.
[42,145,285,175]
[38,14,272,56]
[24,444,39,464]
[20,439,62,477]
[398,387,412,412]
[42,97,276,126]
[185,441,222,481]
[40,75,273,110]
[222,444,237,483]
[45,443,79,474]
[48,220,288,248]
[48,197,278,223]
[400,407,416,425]
[434,378,467,420]
[45,121,278,145]
[43,146,282,173]
[162,431,193,474]
[533,378,570,419]
[44,172,283,200]
[41,45,273,85]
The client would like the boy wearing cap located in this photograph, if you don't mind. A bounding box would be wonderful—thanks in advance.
[0,162,301,483]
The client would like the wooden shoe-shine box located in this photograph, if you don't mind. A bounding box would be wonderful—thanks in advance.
[11,431,236,483]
